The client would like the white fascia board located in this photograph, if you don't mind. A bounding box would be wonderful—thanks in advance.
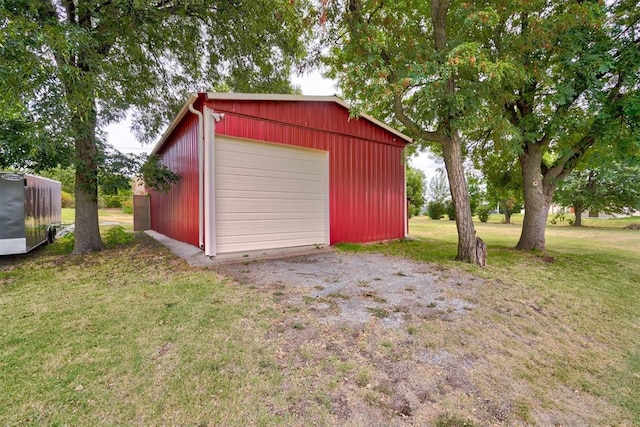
[25,174,60,185]
[324,152,330,246]
[358,111,413,144]
[205,92,413,144]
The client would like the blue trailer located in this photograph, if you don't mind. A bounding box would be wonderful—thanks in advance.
[0,172,62,255]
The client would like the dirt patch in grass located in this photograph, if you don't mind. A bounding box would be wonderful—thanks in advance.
[219,252,628,425]
[222,252,480,329]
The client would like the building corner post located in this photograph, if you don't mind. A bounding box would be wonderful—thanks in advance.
[188,102,205,250]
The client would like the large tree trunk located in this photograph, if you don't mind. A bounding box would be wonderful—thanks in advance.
[429,0,482,264]
[72,101,105,254]
[573,207,583,227]
[516,144,551,251]
[442,134,478,263]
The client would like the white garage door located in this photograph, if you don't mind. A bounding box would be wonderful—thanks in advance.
[215,137,329,254]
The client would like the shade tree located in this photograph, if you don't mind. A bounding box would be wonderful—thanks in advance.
[0,0,310,253]
[475,152,523,225]
[425,168,450,220]
[324,0,520,263]
[477,0,640,249]
[406,165,427,218]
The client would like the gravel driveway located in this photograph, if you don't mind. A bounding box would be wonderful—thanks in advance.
[219,251,484,328]
[218,248,627,425]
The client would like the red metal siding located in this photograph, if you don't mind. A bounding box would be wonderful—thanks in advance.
[210,100,403,147]
[150,114,199,246]
[206,99,406,244]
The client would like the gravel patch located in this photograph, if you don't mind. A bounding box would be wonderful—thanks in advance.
[220,251,484,328]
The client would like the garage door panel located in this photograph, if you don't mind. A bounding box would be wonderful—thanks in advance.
[218,238,326,254]
[217,212,324,221]
[217,165,325,182]
[216,189,325,200]
[217,231,327,246]
[218,157,326,176]
[217,219,326,237]
[217,138,323,161]
[217,174,325,194]
[217,198,325,213]
[215,137,328,254]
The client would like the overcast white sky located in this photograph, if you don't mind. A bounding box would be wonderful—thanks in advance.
[105,70,439,180]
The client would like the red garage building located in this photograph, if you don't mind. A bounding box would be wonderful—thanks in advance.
[149,93,411,257]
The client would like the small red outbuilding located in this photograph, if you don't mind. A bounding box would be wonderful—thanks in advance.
[149,93,411,257]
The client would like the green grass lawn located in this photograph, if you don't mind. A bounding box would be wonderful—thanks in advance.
[407,213,640,260]
[62,208,133,230]
[346,215,640,422]
[1,217,639,425]
[0,236,285,425]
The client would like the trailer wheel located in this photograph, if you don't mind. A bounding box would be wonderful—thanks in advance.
[47,226,56,244]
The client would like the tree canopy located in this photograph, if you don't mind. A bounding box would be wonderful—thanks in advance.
[324,0,520,263]
[554,162,640,226]
[1,0,310,253]
[425,168,449,220]
[475,0,640,249]
[476,152,522,224]
[325,0,639,256]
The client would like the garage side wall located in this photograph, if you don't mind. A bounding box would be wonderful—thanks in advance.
[207,100,406,244]
[150,114,200,246]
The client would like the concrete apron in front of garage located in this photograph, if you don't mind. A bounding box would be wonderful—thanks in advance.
[145,230,334,267]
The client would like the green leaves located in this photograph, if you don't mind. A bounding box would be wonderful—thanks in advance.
[1,0,312,252]
[554,163,640,216]
[326,0,638,251]
[98,145,142,195]
[138,154,180,193]
[325,0,529,152]
[406,165,426,218]
[1,0,311,161]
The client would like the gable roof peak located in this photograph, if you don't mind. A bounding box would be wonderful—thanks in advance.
[204,92,411,143]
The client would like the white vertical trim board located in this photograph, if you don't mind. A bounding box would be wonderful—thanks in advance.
[204,106,216,257]
[324,152,331,246]
[403,161,408,237]
[214,137,329,254]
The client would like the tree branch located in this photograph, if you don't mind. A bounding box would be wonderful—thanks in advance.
[392,93,447,145]
[63,0,75,23]
[430,0,450,53]
[43,1,73,71]
[378,42,447,146]
[544,135,596,185]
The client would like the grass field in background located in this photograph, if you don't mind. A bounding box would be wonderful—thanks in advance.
[406,213,640,260]
[1,215,639,424]
[61,208,133,230]
[484,212,640,228]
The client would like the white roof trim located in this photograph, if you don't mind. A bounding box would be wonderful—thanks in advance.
[206,92,412,143]
[152,92,412,155]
